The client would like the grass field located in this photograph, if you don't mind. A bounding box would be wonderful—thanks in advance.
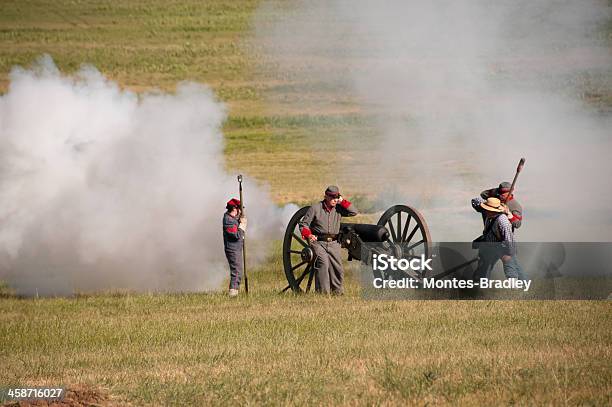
[1,271,611,406]
[1,1,611,405]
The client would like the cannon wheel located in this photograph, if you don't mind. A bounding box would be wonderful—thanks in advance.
[282,206,315,293]
[377,205,432,259]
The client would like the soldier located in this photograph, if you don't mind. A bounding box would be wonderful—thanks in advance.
[480,181,523,231]
[223,198,247,297]
[471,196,528,281]
[299,186,358,294]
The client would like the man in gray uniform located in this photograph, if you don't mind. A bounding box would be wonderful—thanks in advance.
[480,181,523,231]
[223,198,247,297]
[299,186,358,294]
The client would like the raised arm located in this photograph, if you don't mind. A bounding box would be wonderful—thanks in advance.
[337,197,357,217]
[480,188,495,200]
[471,196,485,213]
[506,202,523,229]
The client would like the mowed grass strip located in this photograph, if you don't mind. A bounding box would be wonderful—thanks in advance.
[1,284,610,405]
[0,0,259,86]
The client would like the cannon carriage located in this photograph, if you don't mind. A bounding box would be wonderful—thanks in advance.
[281,204,432,293]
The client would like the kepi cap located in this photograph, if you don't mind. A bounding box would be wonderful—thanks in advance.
[226,198,241,209]
[498,182,512,193]
[325,185,340,198]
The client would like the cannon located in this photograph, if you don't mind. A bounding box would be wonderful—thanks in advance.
[282,204,432,292]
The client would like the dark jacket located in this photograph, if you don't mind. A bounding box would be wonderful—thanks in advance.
[223,212,243,250]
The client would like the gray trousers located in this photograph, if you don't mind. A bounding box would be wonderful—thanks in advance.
[311,241,344,294]
[225,243,243,290]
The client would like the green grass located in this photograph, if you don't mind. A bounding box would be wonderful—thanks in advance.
[1,267,610,405]
[0,245,611,405]
[0,0,259,83]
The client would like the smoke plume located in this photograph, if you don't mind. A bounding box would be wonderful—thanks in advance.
[0,56,291,296]
[254,0,612,241]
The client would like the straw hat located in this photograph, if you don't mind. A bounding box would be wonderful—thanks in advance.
[480,197,506,213]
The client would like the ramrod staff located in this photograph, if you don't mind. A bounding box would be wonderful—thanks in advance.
[508,158,526,198]
[237,175,248,294]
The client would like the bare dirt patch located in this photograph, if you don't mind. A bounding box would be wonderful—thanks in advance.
[2,386,124,407]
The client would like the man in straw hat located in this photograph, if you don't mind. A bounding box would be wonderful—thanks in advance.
[471,196,528,281]
[299,185,358,294]
[480,181,523,231]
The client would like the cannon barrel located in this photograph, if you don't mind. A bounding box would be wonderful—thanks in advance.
[340,223,389,242]
[339,223,390,262]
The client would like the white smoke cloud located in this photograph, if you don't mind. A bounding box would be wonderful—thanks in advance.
[255,0,612,241]
[0,55,290,296]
